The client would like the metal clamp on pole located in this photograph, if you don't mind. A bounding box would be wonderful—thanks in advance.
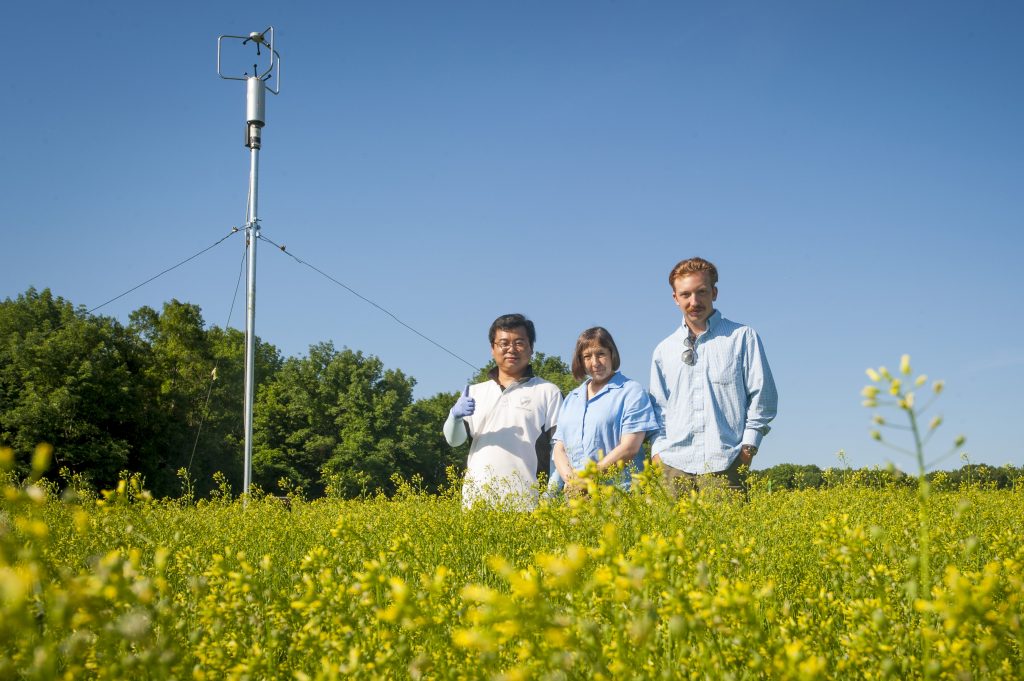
[217,27,283,498]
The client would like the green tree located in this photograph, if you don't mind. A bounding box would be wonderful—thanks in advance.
[128,300,281,496]
[253,343,423,497]
[401,389,469,490]
[758,463,825,491]
[0,288,148,488]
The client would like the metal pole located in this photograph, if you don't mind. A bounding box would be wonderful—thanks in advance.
[217,29,280,499]
[243,142,259,496]
[242,74,266,498]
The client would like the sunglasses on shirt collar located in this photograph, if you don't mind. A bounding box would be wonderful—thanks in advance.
[682,335,696,366]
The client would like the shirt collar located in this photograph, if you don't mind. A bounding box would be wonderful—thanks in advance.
[488,364,535,389]
[581,371,625,399]
[681,309,722,339]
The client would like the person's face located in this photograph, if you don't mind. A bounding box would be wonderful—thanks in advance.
[581,343,614,386]
[672,272,717,327]
[491,326,533,378]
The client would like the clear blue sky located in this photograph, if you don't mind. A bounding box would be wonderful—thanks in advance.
[4,1,1021,472]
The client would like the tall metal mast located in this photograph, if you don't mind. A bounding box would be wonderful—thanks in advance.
[217,27,281,496]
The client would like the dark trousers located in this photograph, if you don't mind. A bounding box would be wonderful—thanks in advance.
[660,455,746,496]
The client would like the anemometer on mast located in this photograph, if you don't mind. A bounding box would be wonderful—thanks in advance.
[217,27,281,497]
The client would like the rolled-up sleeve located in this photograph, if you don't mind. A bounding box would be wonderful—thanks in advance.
[621,382,659,435]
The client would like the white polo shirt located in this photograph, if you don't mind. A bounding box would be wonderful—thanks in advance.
[445,373,562,508]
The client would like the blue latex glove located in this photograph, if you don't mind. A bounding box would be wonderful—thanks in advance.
[451,384,475,419]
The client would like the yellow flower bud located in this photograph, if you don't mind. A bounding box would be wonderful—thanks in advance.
[954,435,966,447]
[904,392,915,409]
[899,354,911,375]
[32,443,52,478]
[870,430,882,441]
[872,415,885,425]
[879,366,891,379]
[929,416,942,430]
[933,380,945,394]
[889,379,902,396]
[915,374,927,387]
[861,385,880,399]
[861,399,877,408]
[866,368,880,382]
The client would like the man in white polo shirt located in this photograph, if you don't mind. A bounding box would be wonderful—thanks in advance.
[443,313,563,509]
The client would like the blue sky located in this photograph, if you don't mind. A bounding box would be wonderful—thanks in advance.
[3,1,1022,472]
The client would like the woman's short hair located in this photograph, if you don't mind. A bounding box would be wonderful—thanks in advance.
[571,327,621,381]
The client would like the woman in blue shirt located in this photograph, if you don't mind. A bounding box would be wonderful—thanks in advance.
[552,327,659,493]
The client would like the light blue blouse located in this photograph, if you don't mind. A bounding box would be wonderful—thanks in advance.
[551,371,659,488]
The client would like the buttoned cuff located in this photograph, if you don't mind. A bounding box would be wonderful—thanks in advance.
[742,429,764,449]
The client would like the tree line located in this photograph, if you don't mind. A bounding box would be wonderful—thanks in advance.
[748,462,1023,491]
[3,288,1018,498]
[0,288,579,498]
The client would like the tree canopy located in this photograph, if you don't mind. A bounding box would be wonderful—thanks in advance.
[0,288,578,498]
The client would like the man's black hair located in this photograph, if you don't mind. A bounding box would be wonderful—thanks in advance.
[488,313,536,346]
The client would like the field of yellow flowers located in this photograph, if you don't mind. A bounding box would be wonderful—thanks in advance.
[2,455,1022,680]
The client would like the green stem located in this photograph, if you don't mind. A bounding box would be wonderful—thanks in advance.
[908,406,931,677]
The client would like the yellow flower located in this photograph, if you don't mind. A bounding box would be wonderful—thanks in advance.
[866,368,881,382]
[929,416,942,430]
[915,374,927,387]
[861,386,880,399]
[954,435,966,447]
[870,430,882,441]
[452,628,497,653]
[861,400,877,408]
[872,415,885,425]
[31,443,52,477]
[879,366,892,379]
[933,380,945,394]
[900,354,911,375]
[888,379,902,396]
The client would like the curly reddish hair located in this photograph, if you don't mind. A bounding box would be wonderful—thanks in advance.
[668,257,718,288]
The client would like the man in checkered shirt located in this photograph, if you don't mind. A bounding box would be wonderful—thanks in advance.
[649,257,778,492]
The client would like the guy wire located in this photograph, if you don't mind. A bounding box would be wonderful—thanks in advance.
[257,232,481,373]
[187,243,247,475]
[86,228,242,317]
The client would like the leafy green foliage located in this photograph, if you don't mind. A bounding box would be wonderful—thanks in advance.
[127,300,283,496]
[0,289,145,487]
[2,289,474,500]
[253,342,435,497]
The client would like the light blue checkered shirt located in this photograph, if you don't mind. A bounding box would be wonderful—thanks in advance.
[649,310,778,474]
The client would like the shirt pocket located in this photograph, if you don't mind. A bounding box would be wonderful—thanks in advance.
[709,355,741,385]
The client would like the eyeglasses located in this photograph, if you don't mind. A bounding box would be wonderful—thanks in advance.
[494,339,529,352]
[682,335,696,366]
